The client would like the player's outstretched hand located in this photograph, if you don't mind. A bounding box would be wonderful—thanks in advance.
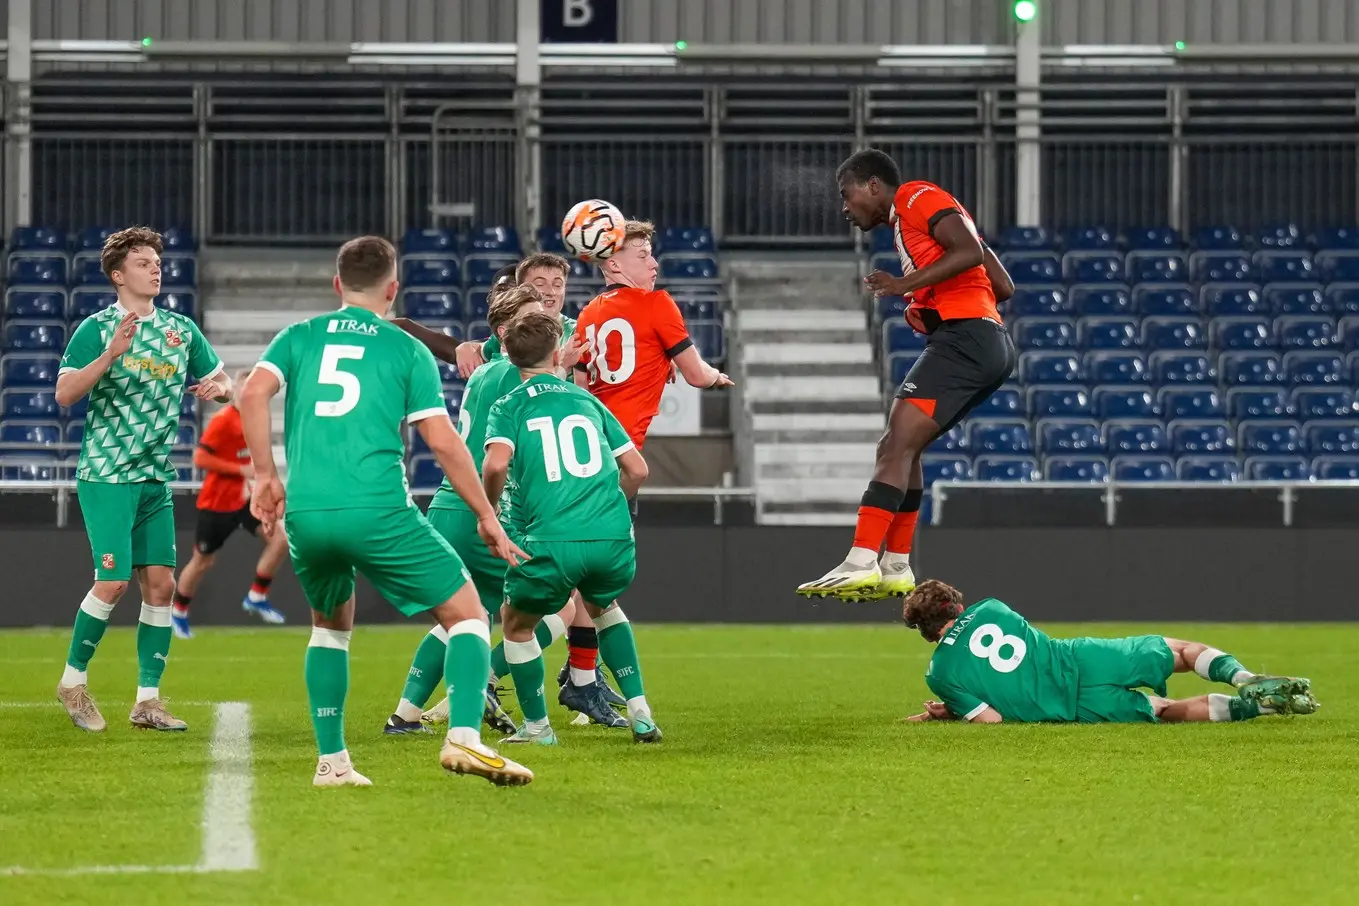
[560,333,585,371]
[456,342,486,379]
[190,375,229,401]
[708,371,735,388]
[478,515,528,567]
[250,474,286,538]
[864,270,908,298]
[106,311,140,357]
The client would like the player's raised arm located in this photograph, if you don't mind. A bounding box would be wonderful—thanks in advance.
[981,246,1015,303]
[652,291,733,389]
[867,210,985,299]
[54,311,140,407]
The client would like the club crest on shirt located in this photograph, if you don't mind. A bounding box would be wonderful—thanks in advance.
[164,328,183,347]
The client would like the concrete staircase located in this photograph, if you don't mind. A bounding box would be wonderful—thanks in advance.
[731,259,883,525]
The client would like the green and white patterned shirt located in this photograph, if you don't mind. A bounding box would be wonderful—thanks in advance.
[59,303,223,483]
[481,313,578,360]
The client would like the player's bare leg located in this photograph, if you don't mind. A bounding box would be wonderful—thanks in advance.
[582,599,660,743]
[241,525,288,624]
[433,584,533,786]
[797,398,935,602]
[1152,693,1318,723]
[172,549,214,639]
[306,595,371,787]
[1161,637,1314,709]
[57,577,127,732]
[558,591,628,728]
[127,565,187,730]
[498,605,559,746]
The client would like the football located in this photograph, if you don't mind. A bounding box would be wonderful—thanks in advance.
[561,199,626,262]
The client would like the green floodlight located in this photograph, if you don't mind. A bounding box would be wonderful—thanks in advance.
[1013,1,1037,23]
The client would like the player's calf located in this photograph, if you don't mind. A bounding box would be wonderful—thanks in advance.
[589,604,661,743]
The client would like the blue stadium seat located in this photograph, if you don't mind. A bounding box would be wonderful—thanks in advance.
[869,253,903,278]
[1112,455,1175,481]
[974,455,1039,482]
[1253,252,1314,284]
[567,258,598,282]
[1318,251,1359,282]
[1227,387,1293,421]
[691,321,725,363]
[180,395,198,419]
[966,419,1033,455]
[1043,455,1109,482]
[2,389,60,419]
[972,387,1022,418]
[678,298,719,320]
[562,295,589,318]
[69,289,116,321]
[996,226,1054,251]
[1203,284,1267,317]
[1105,419,1170,456]
[659,227,715,253]
[1192,225,1244,250]
[65,396,88,419]
[536,227,567,254]
[1176,456,1240,482]
[929,424,968,454]
[1134,284,1197,316]
[660,257,719,281]
[888,353,920,387]
[1283,351,1345,385]
[403,291,463,321]
[1311,226,1359,251]
[1220,351,1285,386]
[876,295,909,321]
[1093,387,1156,420]
[922,455,971,487]
[1266,284,1327,315]
[1086,350,1149,384]
[0,354,59,389]
[1019,351,1082,384]
[1063,225,1117,250]
[1276,316,1337,349]
[1079,316,1139,350]
[0,456,62,482]
[1151,350,1214,384]
[467,320,491,343]
[156,292,196,318]
[884,321,928,353]
[1211,317,1274,351]
[10,226,65,251]
[467,288,492,320]
[1002,253,1061,284]
[1006,286,1070,317]
[402,229,458,254]
[401,257,461,288]
[1027,385,1093,418]
[161,227,197,252]
[1245,456,1311,481]
[1013,317,1076,350]
[1063,252,1125,284]
[870,228,896,254]
[1256,223,1302,249]
[71,256,107,286]
[174,424,198,449]
[1037,418,1104,455]
[1071,285,1133,317]
[1142,316,1207,350]
[1330,285,1359,316]
[1292,387,1356,420]
[1158,386,1224,420]
[160,256,196,287]
[1125,226,1182,250]
[4,289,66,320]
[465,226,521,254]
[1169,420,1234,456]
[1127,253,1188,285]
[465,254,521,286]
[409,454,442,489]
[0,420,61,448]
[9,256,67,286]
[1238,420,1305,457]
[2,321,65,351]
[1315,456,1359,479]
[1190,252,1252,284]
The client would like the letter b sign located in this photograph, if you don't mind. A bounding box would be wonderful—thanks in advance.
[541,0,618,43]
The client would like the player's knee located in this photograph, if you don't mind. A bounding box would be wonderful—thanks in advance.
[591,604,628,631]
[143,570,176,604]
[91,581,128,605]
[192,550,217,570]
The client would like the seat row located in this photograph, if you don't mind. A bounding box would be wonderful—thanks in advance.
[5,254,197,289]
[920,452,1359,483]
[2,290,197,325]
[941,384,1357,422]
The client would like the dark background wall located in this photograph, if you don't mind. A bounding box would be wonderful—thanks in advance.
[2,523,1354,627]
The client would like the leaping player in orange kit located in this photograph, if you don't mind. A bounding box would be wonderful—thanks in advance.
[796,149,1017,603]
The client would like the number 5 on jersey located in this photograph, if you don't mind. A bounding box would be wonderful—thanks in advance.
[585,319,635,385]
[316,344,365,417]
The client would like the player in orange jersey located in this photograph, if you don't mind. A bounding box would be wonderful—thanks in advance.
[171,370,291,639]
[797,149,1017,604]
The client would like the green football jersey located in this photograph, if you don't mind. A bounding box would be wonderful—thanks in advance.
[483,373,634,543]
[427,355,523,514]
[925,598,1080,723]
[257,306,447,513]
[481,313,577,361]
[59,303,223,483]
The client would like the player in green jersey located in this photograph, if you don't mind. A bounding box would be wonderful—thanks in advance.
[482,311,659,747]
[450,254,582,376]
[238,236,533,788]
[901,580,1318,724]
[54,227,230,734]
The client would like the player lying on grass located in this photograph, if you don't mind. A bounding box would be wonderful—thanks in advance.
[901,580,1318,724]
[241,235,534,787]
[483,310,661,745]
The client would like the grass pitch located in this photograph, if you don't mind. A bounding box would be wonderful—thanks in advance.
[1,622,1357,905]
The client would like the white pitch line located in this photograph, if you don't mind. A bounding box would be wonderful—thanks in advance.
[198,702,257,873]
[2,863,199,877]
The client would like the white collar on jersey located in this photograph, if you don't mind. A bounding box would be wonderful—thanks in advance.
[113,300,158,323]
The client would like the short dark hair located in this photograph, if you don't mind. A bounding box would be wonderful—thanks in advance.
[101,227,163,280]
[493,264,519,287]
[515,253,570,284]
[336,236,397,292]
[902,579,966,642]
[486,285,543,334]
[502,310,562,369]
[836,149,901,188]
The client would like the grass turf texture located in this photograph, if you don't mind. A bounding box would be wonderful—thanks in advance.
[1,623,1357,905]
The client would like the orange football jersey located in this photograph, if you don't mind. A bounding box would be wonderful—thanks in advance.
[891,180,1000,331]
[574,285,692,449]
[195,405,250,513]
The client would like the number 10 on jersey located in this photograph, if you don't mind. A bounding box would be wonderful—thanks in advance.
[584,319,635,385]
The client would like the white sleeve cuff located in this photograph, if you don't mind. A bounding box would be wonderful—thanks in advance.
[202,362,226,381]
[406,406,446,423]
[58,366,78,375]
[484,437,514,451]
[963,702,990,722]
[611,440,636,458]
[254,360,285,387]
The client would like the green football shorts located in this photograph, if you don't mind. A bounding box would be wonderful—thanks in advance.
[1069,634,1175,724]
[77,479,176,581]
[426,504,508,618]
[504,539,636,616]
[285,504,469,619]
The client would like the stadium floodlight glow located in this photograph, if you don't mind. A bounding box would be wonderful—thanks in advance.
[675,40,687,51]
[1013,0,1037,22]
[141,36,152,47]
